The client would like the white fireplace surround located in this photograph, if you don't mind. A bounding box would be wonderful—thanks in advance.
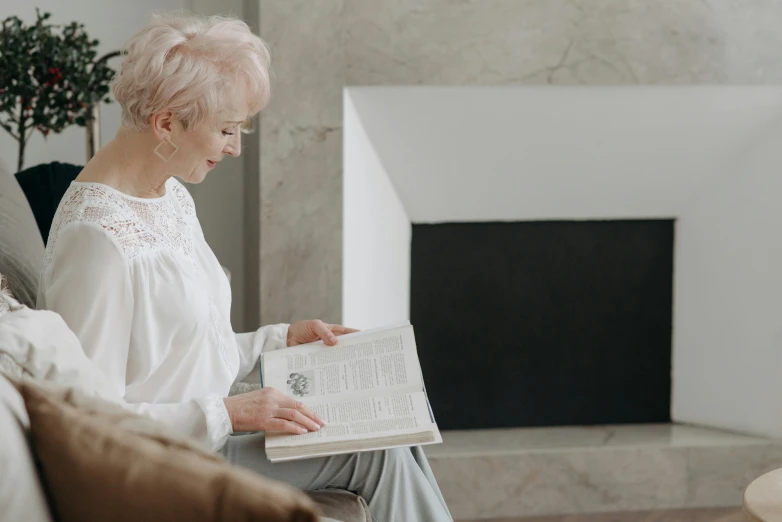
[343,85,782,440]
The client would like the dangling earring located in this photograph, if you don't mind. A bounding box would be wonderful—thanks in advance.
[154,137,179,162]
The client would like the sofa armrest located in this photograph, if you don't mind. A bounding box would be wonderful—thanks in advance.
[309,489,372,522]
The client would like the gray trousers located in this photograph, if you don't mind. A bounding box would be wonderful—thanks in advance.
[221,433,453,522]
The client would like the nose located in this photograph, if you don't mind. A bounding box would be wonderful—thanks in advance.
[224,132,241,157]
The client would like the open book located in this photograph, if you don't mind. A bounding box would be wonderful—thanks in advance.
[260,321,442,462]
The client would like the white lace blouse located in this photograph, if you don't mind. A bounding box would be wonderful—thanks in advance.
[37,177,289,451]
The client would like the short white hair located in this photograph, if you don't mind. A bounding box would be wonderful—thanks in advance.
[112,12,272,131]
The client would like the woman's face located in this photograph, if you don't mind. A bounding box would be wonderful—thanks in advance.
[169,101,248,184]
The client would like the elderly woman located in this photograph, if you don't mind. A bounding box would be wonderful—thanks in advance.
[38,13,452,522]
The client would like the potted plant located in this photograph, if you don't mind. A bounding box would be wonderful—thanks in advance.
[0,9,115,171]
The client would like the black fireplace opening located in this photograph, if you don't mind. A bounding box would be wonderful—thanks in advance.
[410,219,674,431]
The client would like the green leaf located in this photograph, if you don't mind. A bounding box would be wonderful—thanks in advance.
[0,10,116,142]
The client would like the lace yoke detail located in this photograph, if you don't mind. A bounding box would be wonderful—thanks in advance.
[43,179,197,269]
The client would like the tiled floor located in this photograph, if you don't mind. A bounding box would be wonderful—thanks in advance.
[460,507,744,522]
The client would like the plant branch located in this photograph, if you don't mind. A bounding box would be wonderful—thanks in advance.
[17,101,25,171]
[95,50,122,67]
[3,111,19,125]
[0,118,19,140]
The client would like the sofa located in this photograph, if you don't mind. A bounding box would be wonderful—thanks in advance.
[0,159,371,522]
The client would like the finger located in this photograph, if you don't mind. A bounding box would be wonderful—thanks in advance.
[295,400,327,427]
[264,418,310,435]
[313,320,339,345]
[276,408,321,432]
[279,396,327,427]
[329,325,359,336]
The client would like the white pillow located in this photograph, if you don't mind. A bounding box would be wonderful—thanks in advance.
[0,277,27,377]
[0,376,53,522]
[0,278,51,522]
[0,288,122,403]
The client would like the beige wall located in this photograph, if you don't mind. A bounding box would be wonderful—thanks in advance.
[257,0,782,326]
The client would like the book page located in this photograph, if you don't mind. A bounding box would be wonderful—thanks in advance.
[262,325,423,400]
[265,391,435,448]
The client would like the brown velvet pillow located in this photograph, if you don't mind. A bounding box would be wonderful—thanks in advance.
[12,377,319,522]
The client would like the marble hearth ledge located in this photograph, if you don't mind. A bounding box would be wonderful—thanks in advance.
[426,424,782,521]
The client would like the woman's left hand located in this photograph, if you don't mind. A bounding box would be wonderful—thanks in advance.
[287,319,359,347]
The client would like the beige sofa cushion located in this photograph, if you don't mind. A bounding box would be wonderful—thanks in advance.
[0,160,44,308]
[11,376,320,522]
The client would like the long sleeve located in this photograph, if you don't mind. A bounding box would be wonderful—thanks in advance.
[40,221,232,450]
[234,324,289,384]
[125,398,231,450]
[41,221,133,396]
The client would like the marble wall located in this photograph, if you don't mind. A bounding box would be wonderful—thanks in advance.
[257,0,782,326]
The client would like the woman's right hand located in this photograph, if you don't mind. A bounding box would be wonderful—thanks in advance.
[223,387,326,434]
